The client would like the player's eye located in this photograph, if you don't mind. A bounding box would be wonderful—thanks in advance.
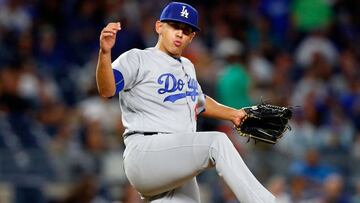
[181,26,194,35]
[167,22,194,36]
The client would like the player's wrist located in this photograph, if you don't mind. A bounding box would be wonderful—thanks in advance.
[227,109,239,126]
[99,48,111,55]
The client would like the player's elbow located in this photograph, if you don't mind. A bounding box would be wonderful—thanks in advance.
[98,88,115,98]
[99,92,114,98]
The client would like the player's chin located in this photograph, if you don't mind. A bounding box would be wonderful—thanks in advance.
[168,47,183,56]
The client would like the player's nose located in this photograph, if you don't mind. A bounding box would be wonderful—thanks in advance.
[175,30,183,38]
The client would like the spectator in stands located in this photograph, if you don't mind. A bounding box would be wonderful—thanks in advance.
[0,0,32,33]
[267,175,291,203]
[318,174,351,203]
[291,0,333,33]
[216,38,251,109]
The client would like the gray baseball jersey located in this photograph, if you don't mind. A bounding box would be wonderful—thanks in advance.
[111,47,276,203]
[112,47,206,134]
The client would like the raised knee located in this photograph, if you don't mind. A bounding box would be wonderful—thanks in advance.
[208,132,235,165]
[212,132,232,145]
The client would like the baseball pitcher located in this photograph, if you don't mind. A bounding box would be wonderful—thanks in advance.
[96,2,277,203]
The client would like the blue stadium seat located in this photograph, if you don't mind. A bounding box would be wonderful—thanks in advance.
[0,149,24,181]
[8,114,40,149]
[0,133,7,148]
[14,186,46,203]
[25,149,56,180]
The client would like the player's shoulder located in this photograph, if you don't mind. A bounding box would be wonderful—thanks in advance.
[126,48,159,57]
[122,48,142,56]
[118,48,146,61]
[180,56,194,67]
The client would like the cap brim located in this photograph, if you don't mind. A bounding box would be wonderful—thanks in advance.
[161,19,200,32]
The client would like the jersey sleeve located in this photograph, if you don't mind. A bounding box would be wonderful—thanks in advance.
[111,49,140,94]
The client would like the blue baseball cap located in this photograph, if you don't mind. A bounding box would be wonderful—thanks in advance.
[160,2,200,31]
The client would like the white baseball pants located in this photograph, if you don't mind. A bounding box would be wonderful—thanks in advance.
[123,131,276,203]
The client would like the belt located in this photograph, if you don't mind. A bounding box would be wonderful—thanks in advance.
[123,131,168,139]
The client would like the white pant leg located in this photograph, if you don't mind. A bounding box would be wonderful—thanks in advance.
[123,131,276,203]
[123,132,209,200]
[150,178,200,203]
[208,133,276,203]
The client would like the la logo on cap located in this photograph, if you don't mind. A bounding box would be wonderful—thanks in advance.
[180,6,189,18]
[159,2,200,31]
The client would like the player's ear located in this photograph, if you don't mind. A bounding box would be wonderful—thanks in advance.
[155,20,163,34]
[188,32,196,43]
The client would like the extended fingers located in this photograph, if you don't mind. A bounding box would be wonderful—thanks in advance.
[239,109,248,126]
[239,115,248,126]
[102,22,121,36]
[107,22,121,31]
[102,30,116,37]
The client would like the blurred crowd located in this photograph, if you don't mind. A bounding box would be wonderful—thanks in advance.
[0,0,360,202]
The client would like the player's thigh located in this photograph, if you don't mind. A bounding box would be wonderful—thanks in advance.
[123,131,228,196]
[149,178,200,203]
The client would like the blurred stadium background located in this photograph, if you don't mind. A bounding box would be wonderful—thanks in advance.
[0,0,360,202]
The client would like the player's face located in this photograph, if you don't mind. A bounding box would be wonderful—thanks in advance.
[156,21,196,57]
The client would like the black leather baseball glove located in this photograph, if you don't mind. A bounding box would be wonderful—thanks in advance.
[236,104,292,144]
